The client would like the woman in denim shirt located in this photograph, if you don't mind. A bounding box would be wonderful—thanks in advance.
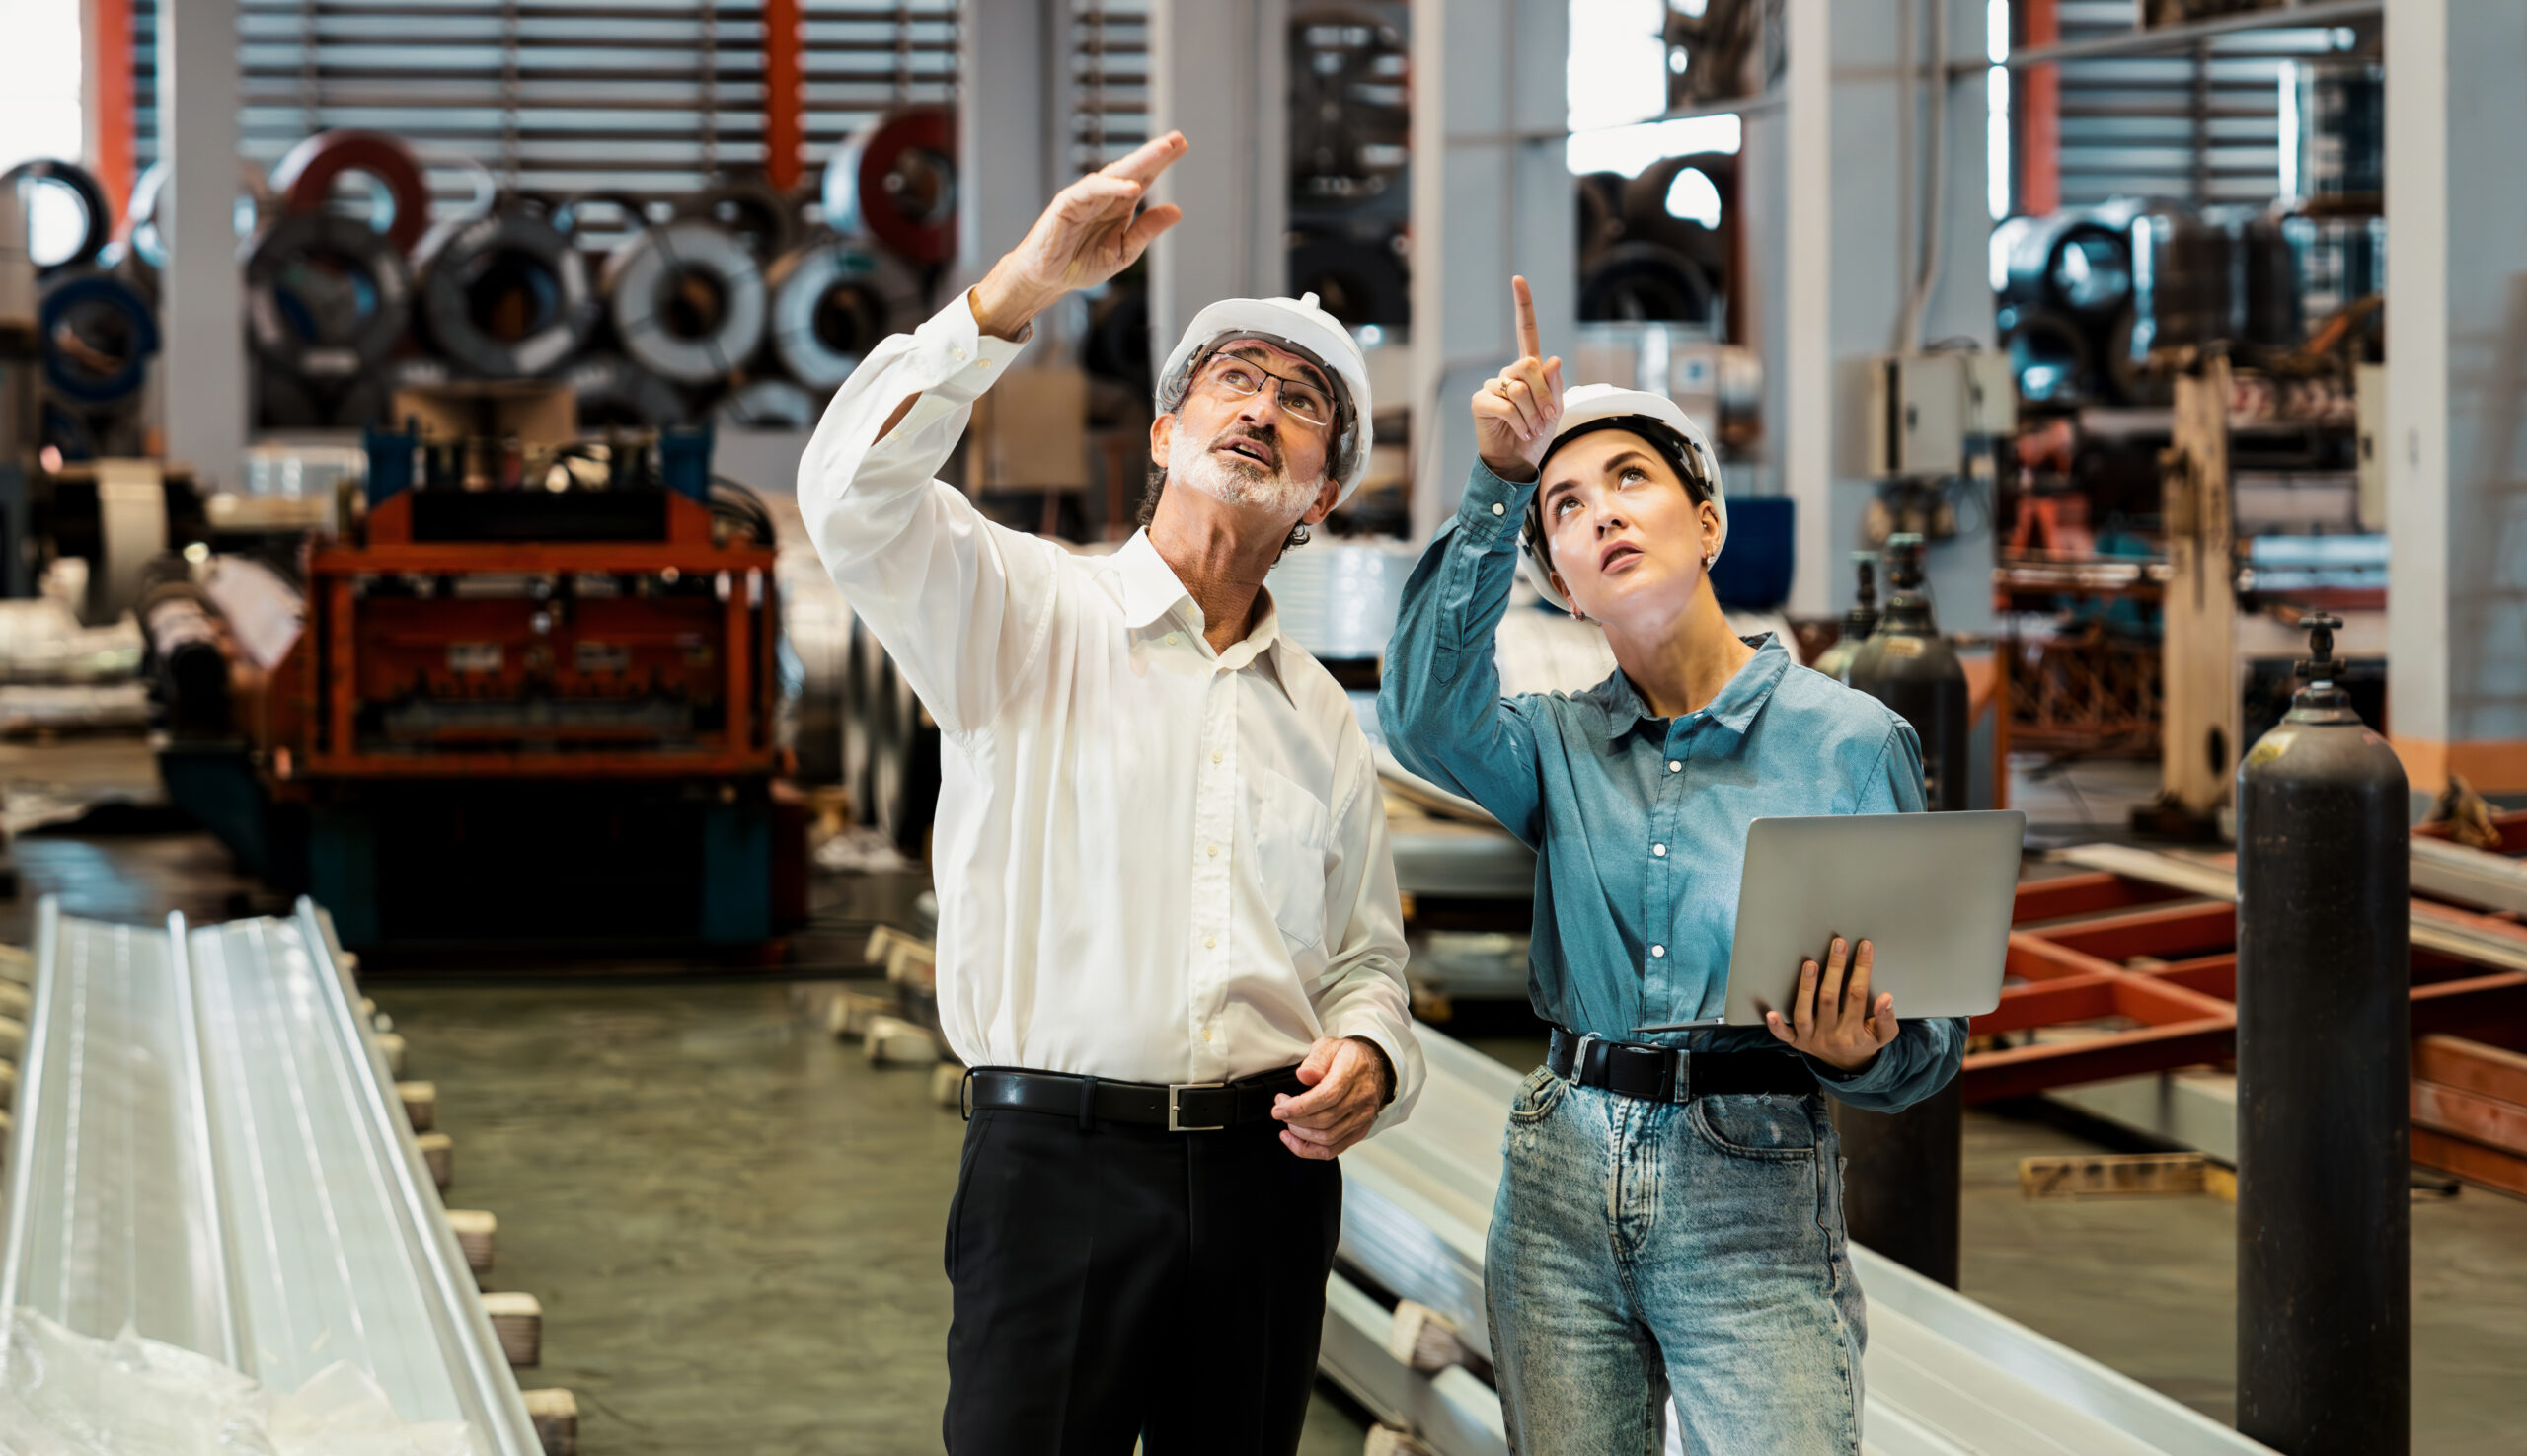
[1380,279,1967,1454]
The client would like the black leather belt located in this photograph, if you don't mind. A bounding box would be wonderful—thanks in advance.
[964,1065,1308,1131]
[1546,1026,1818,1104]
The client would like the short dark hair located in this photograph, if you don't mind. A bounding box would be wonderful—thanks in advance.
[1138,465,1312,564]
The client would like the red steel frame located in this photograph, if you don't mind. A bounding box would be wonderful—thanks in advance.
[1968,844,2527,1196]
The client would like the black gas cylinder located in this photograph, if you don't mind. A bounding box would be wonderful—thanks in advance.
[2235,611,2410,1456]
[1836,532,1971,1286]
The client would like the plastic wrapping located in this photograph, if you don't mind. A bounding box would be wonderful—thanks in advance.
[0,1309,485,1456]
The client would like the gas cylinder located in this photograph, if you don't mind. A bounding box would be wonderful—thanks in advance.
[2235,611,2409,1456]
[1846,535,1970,810]
[1808,552,1879,683]
[1835,531,1971,1287]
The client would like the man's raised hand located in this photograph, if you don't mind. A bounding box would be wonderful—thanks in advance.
[969,132,1189,340]
[1471,275,1565,483]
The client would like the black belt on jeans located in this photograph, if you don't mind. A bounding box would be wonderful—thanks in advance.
[964,1065,1308,1131]
[1546,1026,1818,1104]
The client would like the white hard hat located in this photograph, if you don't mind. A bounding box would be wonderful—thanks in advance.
[1155,292,1374,504]
[1516,383,1728,612]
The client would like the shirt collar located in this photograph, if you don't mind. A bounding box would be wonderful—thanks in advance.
[1109,530,1296,698]
[1111,530,1191,629]
[1589,633,1791,740]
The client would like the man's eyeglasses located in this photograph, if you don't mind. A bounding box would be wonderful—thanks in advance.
[1192,354,1338,430]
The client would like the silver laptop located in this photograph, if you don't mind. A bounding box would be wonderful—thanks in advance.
[1636,810,2024,1033]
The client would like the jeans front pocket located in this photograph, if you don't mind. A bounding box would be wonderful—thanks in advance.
[1689,1093,1821,1161]
[1506,1064,1568,1126]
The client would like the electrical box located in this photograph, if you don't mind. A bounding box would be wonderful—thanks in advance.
[1858,354,1966,480]
[1962,352,2018,437]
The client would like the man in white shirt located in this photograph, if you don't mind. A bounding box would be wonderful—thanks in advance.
[799,130,1422,1455]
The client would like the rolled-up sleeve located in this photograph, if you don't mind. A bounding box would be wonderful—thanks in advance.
[1309,736,1423,1134]
[1378,461,1551,842]
[798,293,1058,736]
[1806,721,1969,1112]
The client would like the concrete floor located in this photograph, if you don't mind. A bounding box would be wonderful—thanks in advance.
[4,735,2525,1452]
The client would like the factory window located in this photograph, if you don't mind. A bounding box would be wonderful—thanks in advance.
[1069,0,1148,174]
[0,0,89,264]
[2045,0,2347,210]
[127,0,962,224]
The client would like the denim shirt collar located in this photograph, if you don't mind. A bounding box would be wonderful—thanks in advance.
[1585,633,1791,741]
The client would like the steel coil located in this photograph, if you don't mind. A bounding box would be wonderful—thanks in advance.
[415,202,599,377]
[244,211,414,382]
[688,181,804,262]
[1287,235,1408,328]
[269,130,433,254]
[823,106,957,267]
[2000,212,2134,324]
[1579,241,1714,324]
[602,218,768,384]
[4,159,113,276]
[1998,306,2091,407]
[764,236,922,390]
[565,353,690,429]
[714,378,820,428]
[38,270,160,408]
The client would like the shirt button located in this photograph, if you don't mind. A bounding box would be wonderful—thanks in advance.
[1651,945,1666,958]
[1212,750,1223,764]
[1491,501,1506,516]
[1205,936,1218,950]
[1207,844,1218,858]
[951,345,968,361]
[1653,843,1667,857]
[1667,760,1683,773]
[1202,1027,1215,1043]
[1166,632,1181,646]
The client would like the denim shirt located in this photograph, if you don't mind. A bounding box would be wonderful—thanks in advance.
[1380,461,1966,1113]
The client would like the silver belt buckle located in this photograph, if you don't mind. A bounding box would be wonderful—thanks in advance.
[1167,1081,1228,1132]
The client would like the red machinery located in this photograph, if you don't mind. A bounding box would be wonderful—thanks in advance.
[164,425,798,949]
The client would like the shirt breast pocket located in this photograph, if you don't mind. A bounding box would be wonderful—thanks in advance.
[1245,767,1334,954]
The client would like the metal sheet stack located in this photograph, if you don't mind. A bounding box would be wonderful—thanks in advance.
[1326,1027,2283,1456]
[0,897,540,1453]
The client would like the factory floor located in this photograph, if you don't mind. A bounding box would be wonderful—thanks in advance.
[3,737,2524,1454]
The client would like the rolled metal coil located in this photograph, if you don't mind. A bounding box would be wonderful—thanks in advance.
[601,217,768,384]
[38,269,160,408]
[687,180,804,262]
[244,211,414,382]
[565,353,691,429]
[764,236,923,390]
[1578,241,1714,325]
[823,106,957,267]
[2000,211,2135,325]
[714,378,820,429]
[3,159,113,277]
[1286,234,1409,328]
[262,362,393,431]
[268,129,433,254]
[415,201,599,378]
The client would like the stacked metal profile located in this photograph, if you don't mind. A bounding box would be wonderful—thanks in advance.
[0,897,539,1452]
[1325,1028,2279,1456]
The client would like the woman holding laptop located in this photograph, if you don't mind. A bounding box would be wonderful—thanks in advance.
[1378,277,1968,1454]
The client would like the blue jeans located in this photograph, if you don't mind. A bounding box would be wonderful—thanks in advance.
[1485,1067,1867,1455]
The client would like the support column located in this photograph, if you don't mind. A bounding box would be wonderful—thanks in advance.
[1406,0,1570,539]
[161,0,247,491]
[959,0,1067,284]
[2385,0,2527,797]
[1145,0,1288,377]
[1774,0,1993,629]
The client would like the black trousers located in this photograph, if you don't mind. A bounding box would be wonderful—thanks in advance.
[942,1100,1343,1455]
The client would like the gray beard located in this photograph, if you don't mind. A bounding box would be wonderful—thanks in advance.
[1168,426,1320,516]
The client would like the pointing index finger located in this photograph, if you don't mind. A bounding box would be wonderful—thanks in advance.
[1102,130,1187,185]
[1511,274,1541,361]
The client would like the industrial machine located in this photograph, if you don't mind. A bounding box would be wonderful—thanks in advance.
[158,421,795,949]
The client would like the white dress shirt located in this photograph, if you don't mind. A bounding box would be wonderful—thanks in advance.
[798,295,1422,1133]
